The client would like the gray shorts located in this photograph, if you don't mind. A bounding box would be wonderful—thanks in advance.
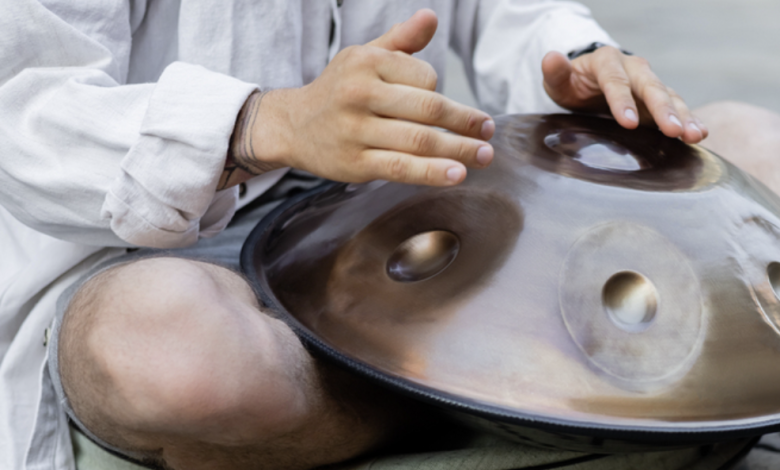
[46,172,322,468]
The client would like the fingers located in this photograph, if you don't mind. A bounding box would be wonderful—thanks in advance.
[373,49,439,91]
[667,88,706,143]
[622,57,709,143]
[370,83,494,140]
[361,117,493,168]
[359,149,467,186]
[590,50,640,129]
[367,9,438,54]
[621,58,685,139]
[562,48,707,144]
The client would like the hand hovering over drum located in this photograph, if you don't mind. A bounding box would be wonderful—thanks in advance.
[542,48,708,144]
[222,9,494,189]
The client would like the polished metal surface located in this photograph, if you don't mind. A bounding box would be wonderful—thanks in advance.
[386,230,460,283]
[242,114,780,450]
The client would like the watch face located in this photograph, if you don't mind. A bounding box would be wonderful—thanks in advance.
[242,113,780,451]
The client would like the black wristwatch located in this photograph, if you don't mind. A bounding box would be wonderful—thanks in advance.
[567,42,633,60]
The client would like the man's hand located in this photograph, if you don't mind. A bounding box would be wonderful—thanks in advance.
[542,47,708,144]
[229,9,494,188]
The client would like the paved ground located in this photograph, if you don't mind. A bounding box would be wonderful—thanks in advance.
[443,0,780,114]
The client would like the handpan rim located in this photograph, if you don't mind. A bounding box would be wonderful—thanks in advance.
[239,181,780,449]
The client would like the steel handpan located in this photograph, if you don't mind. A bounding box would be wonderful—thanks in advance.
[241,114,780,452]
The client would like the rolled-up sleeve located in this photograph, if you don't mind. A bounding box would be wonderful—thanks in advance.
[0,0,257,247]
[452,0,617,115]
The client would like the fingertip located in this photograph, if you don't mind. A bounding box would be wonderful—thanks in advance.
[685,122,704,144]
[445,165,466,184]
[622,108,639,129]
[694,117,709,138]
[659,114,684,138]
[476,144,493,166]
[406,8,438,48]
[414,8,438,22]
[376,8,438,53]
[481,119,495,140]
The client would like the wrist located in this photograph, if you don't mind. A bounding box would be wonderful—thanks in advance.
[229,90,289,175]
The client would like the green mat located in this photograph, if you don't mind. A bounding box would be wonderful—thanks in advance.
[71,425,762,470]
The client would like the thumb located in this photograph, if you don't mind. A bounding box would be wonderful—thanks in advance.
[542,51,575,103]
[367,9,438,54]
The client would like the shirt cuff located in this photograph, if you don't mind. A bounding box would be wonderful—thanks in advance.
[101,62,256,248]
[473,1,618,115]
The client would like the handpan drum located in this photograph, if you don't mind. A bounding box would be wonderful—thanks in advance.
[241,114,780,452]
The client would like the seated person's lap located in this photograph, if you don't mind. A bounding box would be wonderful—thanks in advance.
[49,104,780,469]
[47,174,422,470]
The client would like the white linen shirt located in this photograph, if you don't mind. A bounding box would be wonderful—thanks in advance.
[0,0,615,468]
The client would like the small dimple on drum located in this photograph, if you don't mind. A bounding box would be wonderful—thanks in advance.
[768,262,780,301]
[544,132,649,172]
[386,230,460,283]
[602,271,658,331]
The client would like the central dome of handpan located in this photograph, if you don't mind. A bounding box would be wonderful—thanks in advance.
[241,114,780,452]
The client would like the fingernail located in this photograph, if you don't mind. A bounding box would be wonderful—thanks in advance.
[624,108,638,123]
[481,119,495,140]
[446,166,465,183]
[694,117,708,133]
[476,145,493,166]
[688,122,702,136]
[669,114,683,129]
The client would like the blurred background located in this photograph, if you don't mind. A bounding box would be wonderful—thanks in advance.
[443,0,780,114]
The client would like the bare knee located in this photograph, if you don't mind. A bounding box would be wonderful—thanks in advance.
[694,101,780,193]
[695,101,780,151]
[59,257,314,453]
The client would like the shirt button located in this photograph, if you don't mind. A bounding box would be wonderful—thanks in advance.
[239,183,247,199]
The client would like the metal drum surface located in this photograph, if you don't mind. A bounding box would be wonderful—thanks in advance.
[241,114,780,452]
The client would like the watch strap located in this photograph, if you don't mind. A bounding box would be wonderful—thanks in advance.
[567,42,633,60]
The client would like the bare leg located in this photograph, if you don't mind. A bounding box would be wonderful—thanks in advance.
[695,101,780,194]
[59,257,430,470]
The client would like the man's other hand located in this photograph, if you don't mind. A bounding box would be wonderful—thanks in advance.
[234,9,494,187]
[542,47,708,144]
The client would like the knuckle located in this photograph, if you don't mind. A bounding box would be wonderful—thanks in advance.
[644,80,669,98]
[335,80,369,104]
[455,140,472,161]
[409,128,435,153]
[630,56,651,69]
[344,115,364,137]
[424,163,437,184]
[667,87,683,101]
[462,114,479,134]
[419,94,446,121]
[386,154,409,180]
[602,72,630,87]
[344,45,380,68]
[420,63,439,90]
[339,45,361,63]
